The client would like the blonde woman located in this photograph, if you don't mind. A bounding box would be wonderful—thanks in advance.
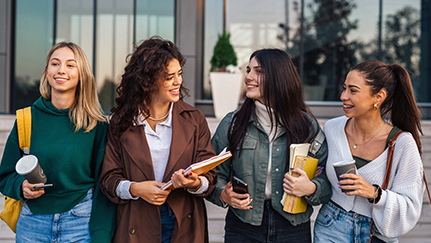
[0,42,116,242]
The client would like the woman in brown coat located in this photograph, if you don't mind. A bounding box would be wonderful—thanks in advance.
[99,37,217,243]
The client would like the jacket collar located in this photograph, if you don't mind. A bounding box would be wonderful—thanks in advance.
[163,101,197,181]
[248,110,286,139]
[119,100,197,181]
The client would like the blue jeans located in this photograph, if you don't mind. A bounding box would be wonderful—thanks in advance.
[224,199,311,243]
[313,200,372,243]
[160,202,176,243]
[16,188,93,243]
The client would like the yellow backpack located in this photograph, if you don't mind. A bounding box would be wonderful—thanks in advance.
[0,107,32,233]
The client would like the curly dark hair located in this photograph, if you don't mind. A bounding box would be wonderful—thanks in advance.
[110,36,188,137]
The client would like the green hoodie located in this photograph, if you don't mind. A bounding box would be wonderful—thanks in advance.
[0,97,115,242]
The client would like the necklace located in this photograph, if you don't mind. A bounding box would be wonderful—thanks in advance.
[147,111,169,121]
[352,122,386,149]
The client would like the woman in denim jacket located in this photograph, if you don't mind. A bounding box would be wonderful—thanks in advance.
[207,49,331,242]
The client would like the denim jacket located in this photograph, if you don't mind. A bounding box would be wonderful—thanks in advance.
[207,111,331,226]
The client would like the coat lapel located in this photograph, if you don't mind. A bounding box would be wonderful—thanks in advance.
[163,102,195,181]
[120,126,155,180]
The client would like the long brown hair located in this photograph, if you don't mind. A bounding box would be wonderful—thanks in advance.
[229,49,317,166]
[351,60,422,153]
[109,36,188,137]
[40,42,106,132]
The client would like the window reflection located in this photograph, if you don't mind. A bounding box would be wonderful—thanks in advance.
[135,0,175,42]
[96,0,134,111]
[203,0,223,99]
[14,0,54,110]
[278,0,421,101]
[203,0,286,100]
[57,0,94,67]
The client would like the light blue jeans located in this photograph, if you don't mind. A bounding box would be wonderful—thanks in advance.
[313,200,372,243]
[16,188,93,243]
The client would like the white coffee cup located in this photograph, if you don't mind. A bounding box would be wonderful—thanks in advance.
[15,155,47,184]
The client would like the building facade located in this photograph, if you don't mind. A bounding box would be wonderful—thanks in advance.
[1,0,431,117]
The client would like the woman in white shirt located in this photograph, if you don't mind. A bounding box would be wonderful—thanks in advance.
[313,60,425,243]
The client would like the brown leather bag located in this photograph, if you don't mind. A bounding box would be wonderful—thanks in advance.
[369,131,431,243]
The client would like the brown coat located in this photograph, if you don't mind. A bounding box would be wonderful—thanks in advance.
[100,100,217,243]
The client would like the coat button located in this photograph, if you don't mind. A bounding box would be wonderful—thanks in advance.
[129,228,136,234]
[187,213,192,219]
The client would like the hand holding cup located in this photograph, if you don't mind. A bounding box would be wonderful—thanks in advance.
[15,155,47,184]
[333,160,357,192]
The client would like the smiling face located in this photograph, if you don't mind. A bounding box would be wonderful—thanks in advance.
[245,57,264,104]
[46,47,79,97]
[153,58,183,105]
[340,70,377,118]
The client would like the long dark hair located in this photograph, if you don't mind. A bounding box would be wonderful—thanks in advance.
[228,49,318,166]
[351,60,422,153]
[110,36,188,137]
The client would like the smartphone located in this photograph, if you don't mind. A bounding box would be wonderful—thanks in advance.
[231,176,248,194]
[33,184,53,190]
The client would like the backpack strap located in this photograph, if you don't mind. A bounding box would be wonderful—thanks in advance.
[16,107,32,155]
[308,129,325,158]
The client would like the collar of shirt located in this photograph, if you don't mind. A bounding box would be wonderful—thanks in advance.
[135,102,174,128]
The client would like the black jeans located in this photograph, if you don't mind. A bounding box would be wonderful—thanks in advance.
[224,200,311,243]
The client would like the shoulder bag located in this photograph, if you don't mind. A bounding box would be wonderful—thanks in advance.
[369,131,431,243]
[0,106,32,233]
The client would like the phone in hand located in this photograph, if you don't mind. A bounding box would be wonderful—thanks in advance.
[33,184,53,190]
[231,176,248,194]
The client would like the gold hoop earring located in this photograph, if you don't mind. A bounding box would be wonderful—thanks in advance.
[374,103,378,110]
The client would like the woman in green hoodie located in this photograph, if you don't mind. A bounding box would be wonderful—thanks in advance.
[0,42,116,242]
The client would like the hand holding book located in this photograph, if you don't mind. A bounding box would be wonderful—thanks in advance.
[170,169,201,190]
[160,148,232,190]
[280,142,319,214]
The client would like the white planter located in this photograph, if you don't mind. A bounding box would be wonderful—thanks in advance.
[210,72,243,119]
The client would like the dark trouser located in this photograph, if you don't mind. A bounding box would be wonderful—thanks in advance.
[224,199,311,243]
[160,202,176,243]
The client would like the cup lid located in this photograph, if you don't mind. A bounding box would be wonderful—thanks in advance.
[15,155,38,175]
[333,160,356,167]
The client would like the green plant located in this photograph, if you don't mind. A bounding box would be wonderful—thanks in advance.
[210,30,238,72]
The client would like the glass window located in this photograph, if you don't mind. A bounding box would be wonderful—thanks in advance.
[203,0,223,99]
[210,0,426,103]
[135,0,175,42]
[381,0,421,99]
[290,0,421,102]
[96,0,134,111]
[56,0,94,67]
[203,0,286,100]
[14,0,54,110]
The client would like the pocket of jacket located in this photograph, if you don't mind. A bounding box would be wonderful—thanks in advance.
[233,137,257,177]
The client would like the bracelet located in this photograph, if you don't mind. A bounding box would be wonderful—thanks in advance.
[368,184,382,204]
[187,177,202,193]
